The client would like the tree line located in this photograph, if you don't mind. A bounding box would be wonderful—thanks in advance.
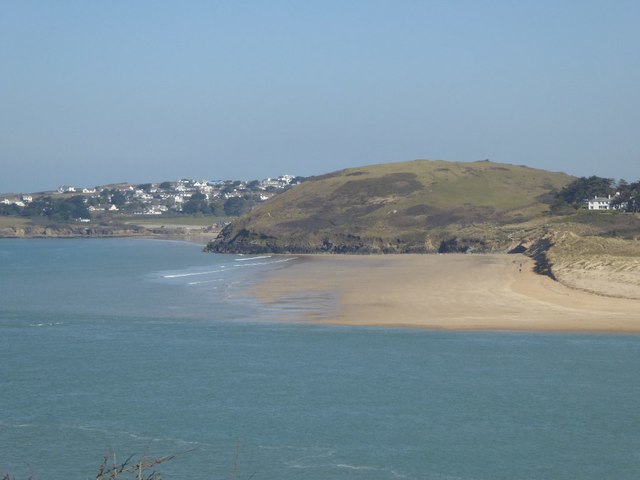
[0,193,261,220]
[0,195,91,221]
[181,192,258,216]
[555,176,640,212]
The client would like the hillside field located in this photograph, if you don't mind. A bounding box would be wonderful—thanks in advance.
[208,159,575,253]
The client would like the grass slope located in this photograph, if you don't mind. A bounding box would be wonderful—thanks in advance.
[209,159,575,253]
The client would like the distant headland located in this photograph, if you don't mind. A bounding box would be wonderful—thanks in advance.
[206,159,639,254]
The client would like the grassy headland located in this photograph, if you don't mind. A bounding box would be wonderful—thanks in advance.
[207,159,576,254]
[207,158,640,304]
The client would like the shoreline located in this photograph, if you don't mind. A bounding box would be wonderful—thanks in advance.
[0,226,219,246]
[252,253,640,333]
[0,233,214,247]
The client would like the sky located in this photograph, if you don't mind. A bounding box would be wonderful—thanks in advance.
[1,0,639,193]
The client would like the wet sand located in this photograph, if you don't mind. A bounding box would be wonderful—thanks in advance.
[253,254,640,332]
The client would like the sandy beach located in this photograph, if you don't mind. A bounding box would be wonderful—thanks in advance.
[253,254,640,332]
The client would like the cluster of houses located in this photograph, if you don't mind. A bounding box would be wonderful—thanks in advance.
[0,194,32,208]
[4,178,629,217]
[1,175,299,216]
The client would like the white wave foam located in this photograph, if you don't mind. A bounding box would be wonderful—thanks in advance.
[235,255,272,261]
[187,278,223,285]
[127,431,215,448]
[335,463,378,471]
[162,256,296,284]
[233,257,297,268]
[289,462,379,472]
[55,424,215,449]
[163,268,226,278]
[390,469,410,479]
[287,460,407,478]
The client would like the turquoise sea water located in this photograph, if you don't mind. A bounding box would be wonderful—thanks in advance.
[1,238,640,479]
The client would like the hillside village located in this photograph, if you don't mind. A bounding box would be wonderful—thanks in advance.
[0,175,301,221]
[2,166,638,239]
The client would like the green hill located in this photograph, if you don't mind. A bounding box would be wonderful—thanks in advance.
[207,159,575,254]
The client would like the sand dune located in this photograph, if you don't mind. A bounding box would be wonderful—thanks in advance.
[253,254,640,332]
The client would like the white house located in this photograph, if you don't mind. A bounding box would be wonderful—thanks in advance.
[261,178,281,188]
[588,195,612,210]
[1,197,24,206]
[587,193,625,210]
[279,174,295,184]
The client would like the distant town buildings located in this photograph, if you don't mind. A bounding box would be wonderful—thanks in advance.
[0,175,301,218]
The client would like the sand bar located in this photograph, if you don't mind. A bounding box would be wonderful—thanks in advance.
[253,254,640,332]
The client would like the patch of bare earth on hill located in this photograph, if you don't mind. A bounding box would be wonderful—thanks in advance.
[548,233,640,300]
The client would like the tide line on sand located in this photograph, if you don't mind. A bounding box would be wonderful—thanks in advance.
[251,253,640,333]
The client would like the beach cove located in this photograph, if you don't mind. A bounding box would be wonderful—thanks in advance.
[253,253,640,332]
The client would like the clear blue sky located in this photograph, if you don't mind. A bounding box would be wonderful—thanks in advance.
[1,0,638,193]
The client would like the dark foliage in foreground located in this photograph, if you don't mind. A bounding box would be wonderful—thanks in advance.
[1,451,175,480]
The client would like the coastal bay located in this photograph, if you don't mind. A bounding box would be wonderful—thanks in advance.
[4,1,640,477]
[3,239,640,479]
[253,253,640,332]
